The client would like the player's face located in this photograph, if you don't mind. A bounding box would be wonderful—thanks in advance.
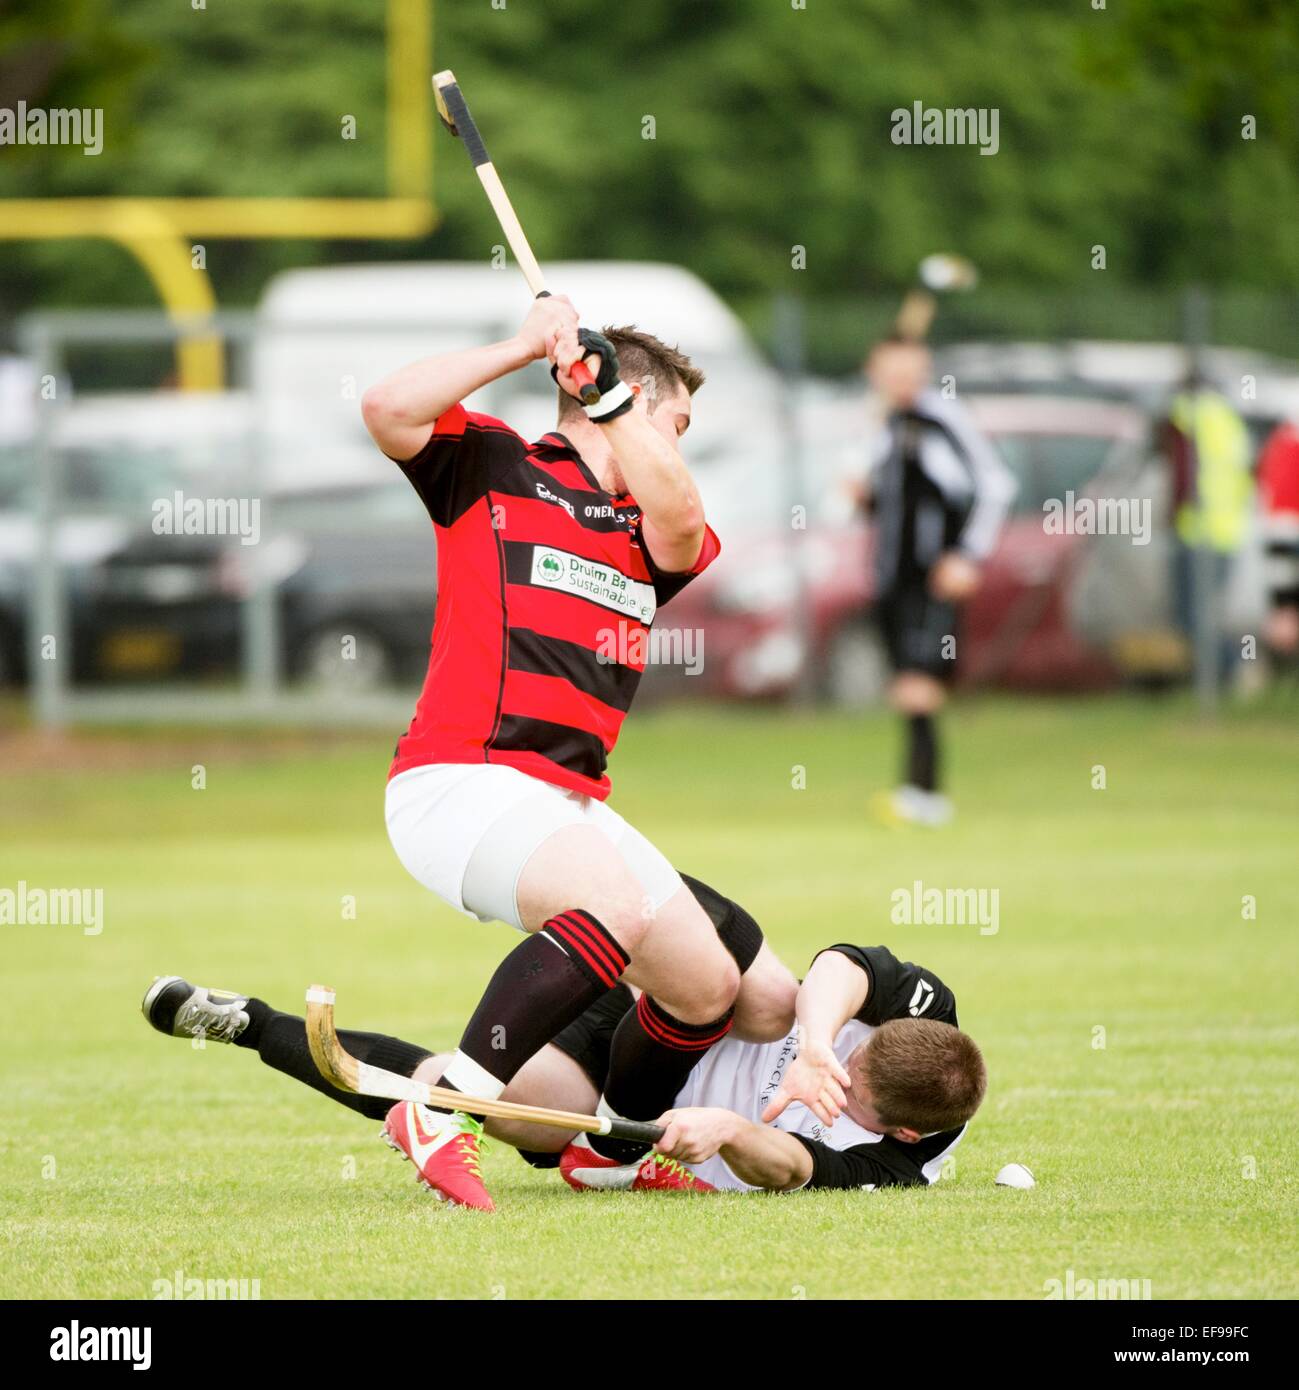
[844,1081,889,1135]
[644,381,693,447]
[868,343,931,409]
[604,382,691,495]
[846,1076,921,1142]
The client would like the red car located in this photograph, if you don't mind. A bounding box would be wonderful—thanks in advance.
[644,393,1152,703]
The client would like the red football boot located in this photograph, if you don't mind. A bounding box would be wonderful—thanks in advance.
[559,1133,641,1192]
[632,1152,717,1193]
[382,1102,495,1212]
[560,1134,716,1193]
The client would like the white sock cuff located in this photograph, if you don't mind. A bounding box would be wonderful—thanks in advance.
[441,1049,506,1101]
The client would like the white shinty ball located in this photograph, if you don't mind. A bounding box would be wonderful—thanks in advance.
[994,1162,1036,1189]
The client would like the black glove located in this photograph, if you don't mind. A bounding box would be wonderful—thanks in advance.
[551,328,635,422]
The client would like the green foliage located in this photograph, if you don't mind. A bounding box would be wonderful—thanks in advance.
[1,0,1297,335]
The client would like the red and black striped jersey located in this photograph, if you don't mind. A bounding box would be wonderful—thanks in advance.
[389,405,719,799]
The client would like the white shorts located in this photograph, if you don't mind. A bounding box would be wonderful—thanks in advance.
[384,762,682,932]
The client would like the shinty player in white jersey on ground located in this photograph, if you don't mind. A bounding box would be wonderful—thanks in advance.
[511,935,985,1193]
[144,877,985,1196]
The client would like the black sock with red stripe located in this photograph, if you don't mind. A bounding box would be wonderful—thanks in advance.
[443,909,630,1102]
[590,993,734,1162]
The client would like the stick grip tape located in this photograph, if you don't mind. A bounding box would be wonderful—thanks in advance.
[605,1118,666,1144]
[442,83,489,167]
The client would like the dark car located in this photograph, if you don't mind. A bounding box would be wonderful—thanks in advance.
[276,480,435,689]
[78,478,437,691]
[0,389,439,692]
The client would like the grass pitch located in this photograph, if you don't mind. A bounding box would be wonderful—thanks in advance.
[2,696,1296,1300]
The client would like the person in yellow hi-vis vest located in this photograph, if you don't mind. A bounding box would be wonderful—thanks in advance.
[1159,371,1254,683]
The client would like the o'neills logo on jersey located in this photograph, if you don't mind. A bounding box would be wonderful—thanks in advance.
[530,546,657,624]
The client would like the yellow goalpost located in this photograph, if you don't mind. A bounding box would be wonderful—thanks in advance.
[0,0,437,390]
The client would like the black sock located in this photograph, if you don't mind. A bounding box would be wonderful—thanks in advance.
[906,713,939,792]
[590,993,734,1162]
[441,910,629,1102]
[235,998,433,1122]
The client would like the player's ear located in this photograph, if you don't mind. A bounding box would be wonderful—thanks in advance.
[893,1126,923,1144]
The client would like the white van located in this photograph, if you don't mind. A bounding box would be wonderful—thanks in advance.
[253,261,779,491]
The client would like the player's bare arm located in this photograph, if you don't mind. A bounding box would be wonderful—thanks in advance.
[599,408,705,572]
[656,1107,813,1192]
[361,294,579,460]
[761,949,864,1126]
[553,325,706,573]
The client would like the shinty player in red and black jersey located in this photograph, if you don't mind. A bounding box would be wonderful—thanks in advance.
[356,296,799,1209]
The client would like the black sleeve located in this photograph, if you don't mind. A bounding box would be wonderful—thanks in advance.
[815,944,958,1027]
[392,407,522,528]
[791,1134,926,1191]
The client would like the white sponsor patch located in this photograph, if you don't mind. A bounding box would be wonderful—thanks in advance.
[530,546,657,624]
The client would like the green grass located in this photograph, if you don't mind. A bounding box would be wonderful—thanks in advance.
[2,696,1297,1299]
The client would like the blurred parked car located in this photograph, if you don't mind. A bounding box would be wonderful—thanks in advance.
[0,393,438,692]
[0,393,253,685]
[276,480,435,689]
[652,391,1158,704]
[0,429,136,686]
[73,477,437,690]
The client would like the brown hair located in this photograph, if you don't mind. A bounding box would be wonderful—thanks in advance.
[557,325,704,420]
[852,1018,986,1134]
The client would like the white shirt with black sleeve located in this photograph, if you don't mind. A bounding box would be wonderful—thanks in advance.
[670,944,968,1193]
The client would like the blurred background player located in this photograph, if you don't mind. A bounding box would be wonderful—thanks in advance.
[858,334,1015,826]
[1157,366,1254,689]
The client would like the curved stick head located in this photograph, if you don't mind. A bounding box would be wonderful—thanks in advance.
[432,70,459,135]
[305,984,358,1093]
